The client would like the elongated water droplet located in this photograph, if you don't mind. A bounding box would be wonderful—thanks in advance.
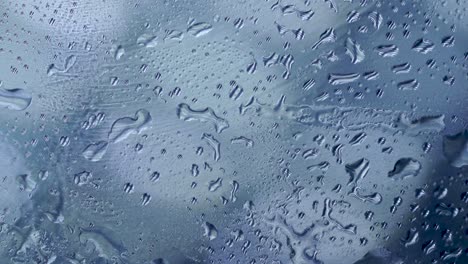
[311,28,336,50]
[375,44,399,57]
[108,109,152,143]
[202,133,221,161]
[177,103,229,133]
[345,158,370,185]
[137,34,158,48]
[328,72,360,85]
[203,222,218,240]
[187,22,213,37]
[82,141,108,162]
[412,38,434,54]
[345,37,365,64]
[397,79,419,90]
[388,158,421,180]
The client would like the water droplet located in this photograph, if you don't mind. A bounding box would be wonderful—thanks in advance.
[123,182,134,193]
[246,60,257,74]
[137,34,158,48]
[368,11,383,30]
[375,44,399,57]
[203,222,218,240]
[328,72,360,85]
[108,109,152,143]
[388,158,421,180]
[177,103,229,133]
[208,177,222,192]
[396,114,445,135]
[0,88,32,110]
[397,79,419,90]
[82,141,108,162]
[231,136,254,148]
[47,55,77,76]
[345,158,370,185]
[311,28,336,50]
[349,187,383,204]
[164,29,184,42]
[141,193,151,205]
[114,45,125,59]
[391,62,411,74]
[187,21,213,37]
[412,38,435,54]
[202,133,221,161]
[74,171,93,186]
[441,35,455,47]
[191,164,199,177]
[345,37,365,64]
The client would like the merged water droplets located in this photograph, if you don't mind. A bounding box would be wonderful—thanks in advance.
[108,109,152,143]
[349,187,383,205]
[177,103,229,133]
[114,45,125,60]
[312,28,336,50]
[397,79,419,90]
[202,133,221,161]
[375,44,399,57]
[396,114,445,135]
[345,37,365,64]
[187,20,213,37]
[74,171,93,186]
[328,72,360,85]
[137,34,158,48]
[412,38,435,54]
[83,109,152,161]
[47,55,77,76]
[388,158,421,180]
[231,136,254,148]
[164,29,184,42]
[82,141,108,162]
[368,11,383,30]
[441,35,455,47]
[391,62,411,74]
[345,158,370,186]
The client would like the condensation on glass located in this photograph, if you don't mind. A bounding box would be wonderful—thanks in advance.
[0,0,467,263]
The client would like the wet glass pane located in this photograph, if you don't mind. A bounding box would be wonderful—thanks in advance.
[0,0,467,263]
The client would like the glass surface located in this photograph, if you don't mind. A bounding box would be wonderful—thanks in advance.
[0,0,467,263]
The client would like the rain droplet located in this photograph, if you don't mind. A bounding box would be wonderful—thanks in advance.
[0,88,32,111]
[202,133,221,161]
[328,72,360,85]
[345,37,365,64]
[412,38,435,54]
[311,28,336,50]
[82,141,108,162]
[108,109,152,143]
[388,158,421,180]
[203,222,218,240]
[177,103,229,133]
[187,21,213,37]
